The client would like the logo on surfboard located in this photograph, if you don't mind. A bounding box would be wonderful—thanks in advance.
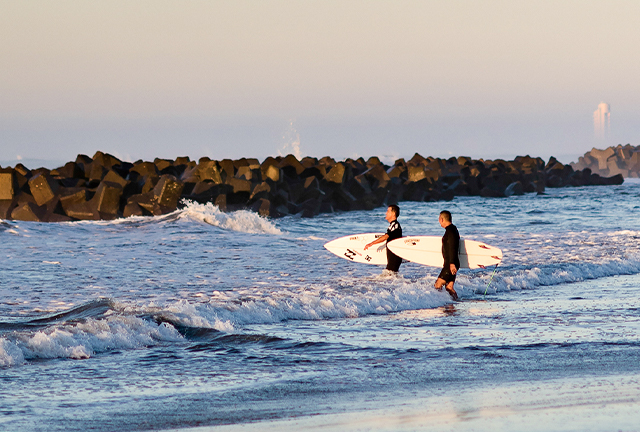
[344,248,362,260]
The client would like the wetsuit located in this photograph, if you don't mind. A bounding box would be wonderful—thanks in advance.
[438,224,460,283]
[386,220,402,272]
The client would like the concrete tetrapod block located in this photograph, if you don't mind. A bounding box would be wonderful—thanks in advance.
[131,162,159,178]
[331,188,358,211]
[407,153,428,166]
[175,156,191,166]
[60,189,89,216]
[278,154,305,177]
[123,202,146,217]
[154,158,173,172]
[366,156,382,168]
[607,158,628,177]
[300,157,318,169]
[0,170,16,200]
[324,163,350,185]
[191,181,215,197]
[299,177,325,203]
[235,166,254,181]
[153,175,184,209]
[232,158,249,170]
[363,164,391,188]
[250,198,272,217]
[402,178,430,202]
[589,147,615,170]
[64,201,98,221]
[28,173,59,206]
[299,198,322,218]
[249,182,271,202]
[187,182,232,203]
[225,177,251,194]
[260,158,278,178]
[103,170,129,188]
[0,200,17,219]
[180,165,198,184]
[245,158,261,170]
[348,175,373,199]
[446,179,470,196]
[88,164,108,185]
[386,165,406,179]
[263,165,281,182]
[92,151,122,170]
[195,160,223,183]
[127,192,156,214]
[301,165,326,179]
[218,159,235,179]
[42,196,73,222]
[140,175,159,194]
[407,165,427,182]
[92,181,124,215]
[74,154,92,176]
[11,202,46,222]
[56,162,84,179]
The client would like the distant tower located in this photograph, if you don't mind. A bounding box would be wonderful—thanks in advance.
[593,102,610,140]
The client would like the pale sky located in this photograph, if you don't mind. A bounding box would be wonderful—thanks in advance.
[1,0,639,166]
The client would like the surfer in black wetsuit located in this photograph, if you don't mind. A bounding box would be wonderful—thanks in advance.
[435,210,460,300]
[364,205,403,272]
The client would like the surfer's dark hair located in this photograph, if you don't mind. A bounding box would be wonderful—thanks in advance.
[439,210,452,222]
[388,204,400,217]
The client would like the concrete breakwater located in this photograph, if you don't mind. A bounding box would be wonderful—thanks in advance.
[571,144,640,178]
[0,152,624,222]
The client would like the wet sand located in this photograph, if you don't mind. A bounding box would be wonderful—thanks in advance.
[168,373,640,431]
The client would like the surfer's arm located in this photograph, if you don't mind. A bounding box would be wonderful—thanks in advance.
[364,234,388,250]
[450,263,457,275]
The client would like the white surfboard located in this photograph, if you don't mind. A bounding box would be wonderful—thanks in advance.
[387,236,502,269]
[323,233,389,265]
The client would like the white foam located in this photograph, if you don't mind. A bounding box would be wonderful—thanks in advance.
[156,276,452,329]
[3,315,183,364]
[0,338,25,367]
[456,257,640,295]
[178,200,283,235]
[54,200,282,235]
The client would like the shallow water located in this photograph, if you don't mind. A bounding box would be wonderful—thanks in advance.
[1,180,640,431]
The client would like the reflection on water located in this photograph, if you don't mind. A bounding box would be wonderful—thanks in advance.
[442,304,458,316]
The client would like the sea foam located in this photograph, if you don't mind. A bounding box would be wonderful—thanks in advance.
[178,200,283,234]
[155,277,455,330]
[0,315,183,366]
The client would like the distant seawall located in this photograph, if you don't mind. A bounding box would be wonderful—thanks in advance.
[572,144,640,178]
[0,152,624,222]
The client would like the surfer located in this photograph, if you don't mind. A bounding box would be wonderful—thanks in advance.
[364,205,403,272]
[435,210,460,300]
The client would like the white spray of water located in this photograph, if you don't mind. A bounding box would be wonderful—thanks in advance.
[279,120,302,160]
[179,200,283,235]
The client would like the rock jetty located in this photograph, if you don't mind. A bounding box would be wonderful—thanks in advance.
[571,144,640,178]
[0,151,624,222]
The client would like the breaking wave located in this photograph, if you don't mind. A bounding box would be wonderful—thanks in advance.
[3,247,640,368]
[178,200,283,234]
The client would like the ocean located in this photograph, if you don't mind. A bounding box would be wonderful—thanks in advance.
[1,179,640,432]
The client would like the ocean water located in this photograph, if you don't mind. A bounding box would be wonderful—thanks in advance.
[1,180,640,432]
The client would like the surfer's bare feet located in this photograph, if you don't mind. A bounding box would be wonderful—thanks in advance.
[446,287,458,301]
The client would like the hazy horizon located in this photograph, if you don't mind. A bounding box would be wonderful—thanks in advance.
[2,1,638,165]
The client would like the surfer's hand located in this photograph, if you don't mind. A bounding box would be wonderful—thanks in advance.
[450,264,457,275]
